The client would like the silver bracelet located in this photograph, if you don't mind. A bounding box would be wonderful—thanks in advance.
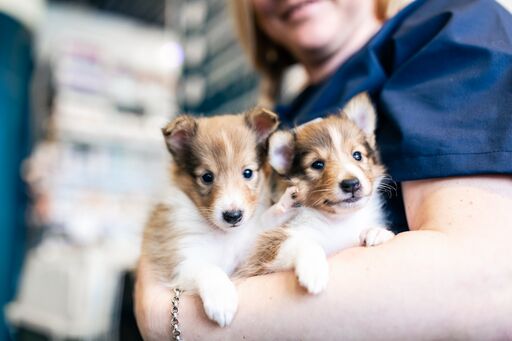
[171,288,183,341]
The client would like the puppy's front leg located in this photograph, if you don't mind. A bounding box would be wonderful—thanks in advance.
[175,262,238,327]
[260,186,301,229]
[272,234,329,295]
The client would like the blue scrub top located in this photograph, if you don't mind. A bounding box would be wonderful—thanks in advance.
[276,0,512,232]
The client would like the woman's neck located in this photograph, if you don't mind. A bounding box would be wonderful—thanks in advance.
[305,15,383,84]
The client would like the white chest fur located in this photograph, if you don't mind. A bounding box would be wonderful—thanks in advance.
[162,187,266,284]
[158,186,269,327]
[287,195,386,255]
[265,195,389,295]
[177,223,257,274]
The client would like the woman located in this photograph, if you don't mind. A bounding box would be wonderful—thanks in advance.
[135,0,512,339]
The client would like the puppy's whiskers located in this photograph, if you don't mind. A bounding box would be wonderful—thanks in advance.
[310,187,333,195]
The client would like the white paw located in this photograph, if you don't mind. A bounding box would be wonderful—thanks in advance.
[295,254,329,295]
[360,227,395,247]
[200,279,238,327]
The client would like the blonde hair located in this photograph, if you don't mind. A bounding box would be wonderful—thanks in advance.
[228,0,411,104]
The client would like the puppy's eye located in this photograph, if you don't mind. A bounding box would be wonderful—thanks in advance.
[201,171,214,184]
[311,160,325,170]
[242,169,253,179]
[352,151,362,161]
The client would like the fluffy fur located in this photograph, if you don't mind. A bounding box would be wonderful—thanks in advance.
[238,93,395,294]
[142,108,298,327]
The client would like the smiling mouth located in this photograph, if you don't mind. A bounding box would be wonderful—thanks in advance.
[324,196,361,206]
[281,0,321,20]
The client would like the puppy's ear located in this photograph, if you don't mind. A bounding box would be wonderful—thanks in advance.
[268,130,295,175]
[341,92,377,135]
[245,108,280,143]
[161,115,197,158]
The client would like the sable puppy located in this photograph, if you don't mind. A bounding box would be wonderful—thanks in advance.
[142,109,299,327]
[239,93,395,294]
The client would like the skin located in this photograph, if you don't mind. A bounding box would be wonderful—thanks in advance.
[135,1,512,339]
[136,176,512,340]
[251,0,382,83]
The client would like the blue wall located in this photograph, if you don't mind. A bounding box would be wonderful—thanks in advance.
[0,13,33,341]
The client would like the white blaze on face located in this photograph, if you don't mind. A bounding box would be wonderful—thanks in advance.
[214,183,249,228]
[214,172,261,229]
[327,125,371,197]
[327,125,343,156]
[340,159,372,196]
[212,131,253,229]
[221,130,234,163]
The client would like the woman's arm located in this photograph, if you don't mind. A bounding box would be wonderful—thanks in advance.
[135,175,512,340]
[135,258,172,340]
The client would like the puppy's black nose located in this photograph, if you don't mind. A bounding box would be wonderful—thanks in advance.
[222,210,243,225]
[340,178,361,193]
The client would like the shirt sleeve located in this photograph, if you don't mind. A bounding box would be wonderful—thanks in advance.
[377,0,512,181]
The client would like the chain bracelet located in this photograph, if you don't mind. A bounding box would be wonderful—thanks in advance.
[171,288,183,341]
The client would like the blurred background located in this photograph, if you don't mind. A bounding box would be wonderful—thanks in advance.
[0,0,262,339]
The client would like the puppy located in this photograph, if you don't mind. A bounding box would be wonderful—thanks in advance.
[141,108,299,327]
[239,93,395,294]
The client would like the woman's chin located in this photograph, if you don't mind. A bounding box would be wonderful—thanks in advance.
[284,17,344,54]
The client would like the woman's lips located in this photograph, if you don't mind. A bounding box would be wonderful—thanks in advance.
[280,0,324,22]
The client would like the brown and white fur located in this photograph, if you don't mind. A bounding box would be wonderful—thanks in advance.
[141,108,300,327]
[239,93,395,294]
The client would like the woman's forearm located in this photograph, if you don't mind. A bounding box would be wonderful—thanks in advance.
[136,176,512,340]
[177,229,511,340]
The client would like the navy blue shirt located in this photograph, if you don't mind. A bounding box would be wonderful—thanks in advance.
[276,0,512,232]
